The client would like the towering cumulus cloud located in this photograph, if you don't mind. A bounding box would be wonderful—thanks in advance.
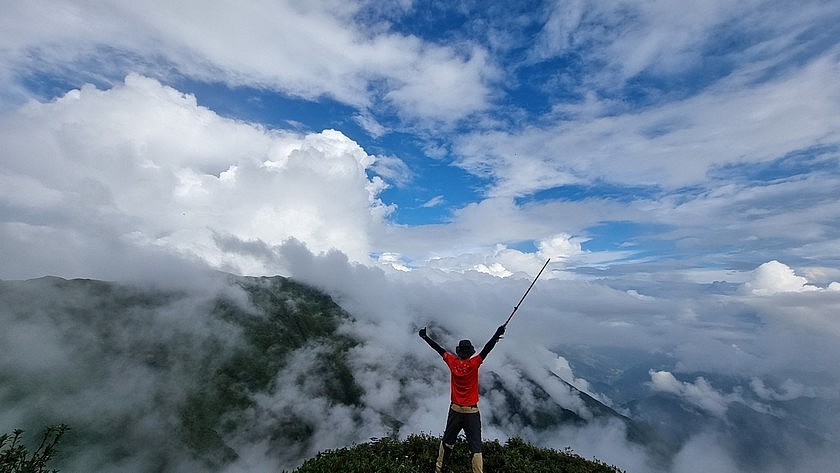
[0,75,389,279]
[744,260,820,295]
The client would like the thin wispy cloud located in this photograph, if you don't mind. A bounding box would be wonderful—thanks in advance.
[420,195,445,208]
[0,0,495,125]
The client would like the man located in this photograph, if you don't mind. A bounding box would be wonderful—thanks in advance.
[419,324,506,473]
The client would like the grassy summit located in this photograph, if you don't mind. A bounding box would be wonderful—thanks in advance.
[290,434,625,473]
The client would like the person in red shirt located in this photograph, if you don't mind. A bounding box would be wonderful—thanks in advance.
[419,324,506,473]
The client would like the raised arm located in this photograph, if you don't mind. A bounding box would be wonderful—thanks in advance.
[479,325,506,359]
[419,327,446,357]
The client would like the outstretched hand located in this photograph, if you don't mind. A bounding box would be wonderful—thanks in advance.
[494,324,506,339]
[419,327,427,338]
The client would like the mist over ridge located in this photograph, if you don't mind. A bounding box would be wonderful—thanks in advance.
[1,271,653,472]
[2,245,839,473]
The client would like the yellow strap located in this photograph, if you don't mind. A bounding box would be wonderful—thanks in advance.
[450,403,480,414]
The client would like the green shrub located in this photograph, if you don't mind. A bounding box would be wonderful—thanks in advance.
[0,425,68,473]
[289,433,625,473]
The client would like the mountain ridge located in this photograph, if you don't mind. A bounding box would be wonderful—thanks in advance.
[0,274,667,472]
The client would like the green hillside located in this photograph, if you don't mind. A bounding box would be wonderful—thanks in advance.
[1,427,623,473]
[290,434,625,473]
[0,275,647,472]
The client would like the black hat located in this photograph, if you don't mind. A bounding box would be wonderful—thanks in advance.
[456,339,475,358]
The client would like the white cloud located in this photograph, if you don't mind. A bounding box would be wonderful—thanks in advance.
[0,76,634,284]
[535,0,737,82]
[444,1,840,205]
[745,260,821,295]
[384,46,495,123]
[538,233,582,260]
[750,378,840,402]
[669,433,741,473]
[0,75,389,279]
[454,52,840,195]
[420,195,445,208]
[474,261,513,278]
[375,252,411,272]
[389,233,582,280]
[536,0,837,91]
[0,0,493,125]
[353,112,387,138]
[648,370,741,418]
[5,2,835,282]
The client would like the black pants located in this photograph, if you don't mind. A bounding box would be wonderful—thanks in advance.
[442,407,482,453]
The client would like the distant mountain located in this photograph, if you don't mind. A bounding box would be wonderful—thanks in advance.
[556,343,840,472]
[0,275,669,472]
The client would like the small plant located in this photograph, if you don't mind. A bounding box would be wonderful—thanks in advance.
[0,425,68,473]
[288,433,625,473]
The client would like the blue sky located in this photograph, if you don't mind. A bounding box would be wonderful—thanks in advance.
[1,0,839,281]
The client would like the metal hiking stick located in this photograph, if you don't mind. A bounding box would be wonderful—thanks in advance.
[503,258,551,327]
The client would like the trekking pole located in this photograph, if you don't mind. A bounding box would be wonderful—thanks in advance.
[503,258,551,327]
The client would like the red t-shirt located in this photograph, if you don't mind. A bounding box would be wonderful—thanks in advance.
[443,352,483,406]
